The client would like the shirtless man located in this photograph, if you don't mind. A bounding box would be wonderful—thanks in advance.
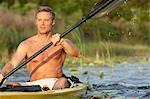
[0,6,80,90]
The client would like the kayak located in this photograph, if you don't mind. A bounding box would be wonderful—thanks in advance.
[0,83,87,99]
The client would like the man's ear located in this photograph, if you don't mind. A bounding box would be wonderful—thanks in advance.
[52,20,55,26]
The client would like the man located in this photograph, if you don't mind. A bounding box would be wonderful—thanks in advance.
[0,6,80,90]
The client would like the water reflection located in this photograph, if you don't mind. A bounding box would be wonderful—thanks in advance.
[2,62,150,99]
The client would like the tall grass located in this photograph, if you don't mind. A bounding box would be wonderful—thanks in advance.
[65,40,150,68]
[64,27,86,72]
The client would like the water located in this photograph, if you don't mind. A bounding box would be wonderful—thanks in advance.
[2,62,150,99]
[75,62,150,99]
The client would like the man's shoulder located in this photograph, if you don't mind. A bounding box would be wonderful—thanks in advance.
[18,35,36,48]
[22,35,37,44]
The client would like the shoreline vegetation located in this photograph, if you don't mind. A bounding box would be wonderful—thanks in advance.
[0,1,149,67]
[64,41,150,67]
[0,41,149,68]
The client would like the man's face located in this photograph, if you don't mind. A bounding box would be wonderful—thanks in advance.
[36,11,54,34]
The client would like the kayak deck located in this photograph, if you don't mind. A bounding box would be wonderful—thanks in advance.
[0,83,87,99]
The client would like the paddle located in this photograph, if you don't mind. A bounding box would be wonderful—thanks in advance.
[0,0,125,87]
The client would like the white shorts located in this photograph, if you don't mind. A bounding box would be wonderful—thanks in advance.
[18,78,58,90]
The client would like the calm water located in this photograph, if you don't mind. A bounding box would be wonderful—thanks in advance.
[2,62,150,99]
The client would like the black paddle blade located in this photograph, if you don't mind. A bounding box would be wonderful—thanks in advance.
[92,0,125,17]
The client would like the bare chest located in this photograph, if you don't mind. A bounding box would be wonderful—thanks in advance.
[27,43,64,62]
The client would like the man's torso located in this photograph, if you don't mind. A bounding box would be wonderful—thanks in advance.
[24,35,66,81]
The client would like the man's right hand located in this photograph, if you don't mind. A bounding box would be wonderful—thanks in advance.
[51,33,61,45]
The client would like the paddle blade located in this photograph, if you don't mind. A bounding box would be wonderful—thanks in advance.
[93,0,125,17]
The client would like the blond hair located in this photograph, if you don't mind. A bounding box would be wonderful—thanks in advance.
[36,5,55,20]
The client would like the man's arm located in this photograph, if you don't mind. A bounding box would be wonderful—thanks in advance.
[51,33,80,57]
[61,39,80,57]
[0,41,28,78]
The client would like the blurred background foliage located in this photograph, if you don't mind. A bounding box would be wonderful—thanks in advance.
[0,0,149,65]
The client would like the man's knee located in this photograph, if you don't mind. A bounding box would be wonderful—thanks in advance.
[53,77,70,90]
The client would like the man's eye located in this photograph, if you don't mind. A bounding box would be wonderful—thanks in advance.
[45,19,50,21]
[38,19,42,21]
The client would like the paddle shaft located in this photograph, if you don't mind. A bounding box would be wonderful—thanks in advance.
[0,0,123,86]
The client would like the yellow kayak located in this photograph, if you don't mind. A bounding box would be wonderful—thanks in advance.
[0,83,87,99]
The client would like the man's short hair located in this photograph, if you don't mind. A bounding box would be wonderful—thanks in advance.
[36,5,55,20]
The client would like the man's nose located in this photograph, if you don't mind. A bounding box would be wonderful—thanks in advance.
[41,20,45,25]
[42,21,44,25]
